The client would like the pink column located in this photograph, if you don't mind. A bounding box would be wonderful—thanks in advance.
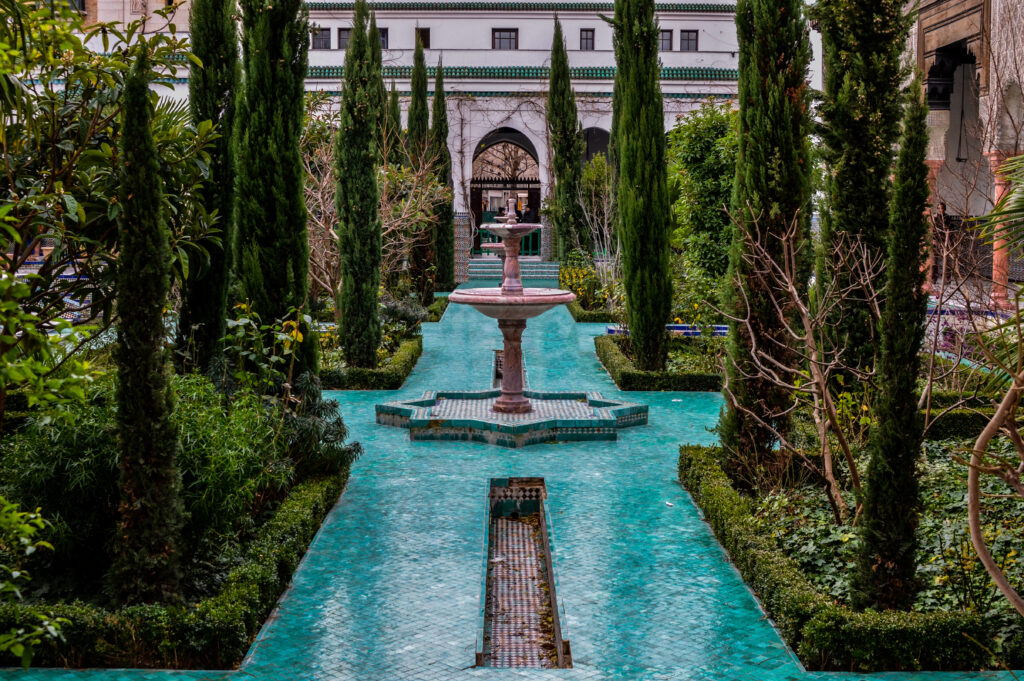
[501,234,524,295]
[493,319,531,413]
[986,151,1013,309]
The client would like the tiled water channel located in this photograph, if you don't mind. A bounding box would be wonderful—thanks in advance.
[2,280,1019,680]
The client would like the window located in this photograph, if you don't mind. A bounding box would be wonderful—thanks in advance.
[492,29,518,50]
[378,28,389,49]
[658,29,673,51]
[338,28,351,49]
[415,27,430,48]
[680,29,698,52]
[580,28,595,51]
[67,0,85,10]
[311,27,331,50]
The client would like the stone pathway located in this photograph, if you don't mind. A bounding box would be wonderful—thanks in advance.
[2,280,1018,680]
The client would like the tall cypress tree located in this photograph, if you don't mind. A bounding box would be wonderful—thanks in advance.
[547,17,586,257]
[385,80,404,166]
[852,78,930,611]
[368,12,387,158]
[614,0,671,371]
[234,0,317,377]
[407,35,434,304]
[813,0,911,375]
[718,0,812,463]
[431,60,455,290]
[111,50,184,605]
[336,0,382,368]
[177,0,238,374]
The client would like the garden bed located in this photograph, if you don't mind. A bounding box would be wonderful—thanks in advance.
[425,295,450,323]
[0,470,349,669]
[567,300,615,324]
[321,335,422,390]
[594,335,721,391]
[678,444,1020,672]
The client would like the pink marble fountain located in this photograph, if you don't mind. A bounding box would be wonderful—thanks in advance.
[449,199,576,413]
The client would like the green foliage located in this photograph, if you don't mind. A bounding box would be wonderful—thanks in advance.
[222,300,311,395]
[110,50,184,606]
[567,300,615,323]
[0,472,347,669]
[425,296,450,323]
[177,0,239,374]
[678,445,1000,671]
[719,0,812,469]
[670,252,723,327]
[335,0,382,369]
[321,336,422,390]
[666,100,737,277]
[812,0,912,376]
[613,0,671,371]
[0,498,65,668]
[853,79,932,611]
[407,37,434,305]
[367,13,387,160]
[431,62,455,290]
[559,249,607,311]
[547,18,586,257]
[595,336,721,391]
[234,0,317,378]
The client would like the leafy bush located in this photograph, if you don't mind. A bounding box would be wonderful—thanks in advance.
[559,249,608,311]
[678,445,1002,671]
[567,300,614,323]
[0,471,347,669]
[0,373,294,600]
[425,296,449,322]
[595,336,721,391]
[321,336,422,390]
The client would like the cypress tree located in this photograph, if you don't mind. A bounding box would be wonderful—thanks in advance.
[234,0,317,377]
[335,0,382,368]
[407,35,434,304]
[385,80,404,166]
[614,0,671,371]
[547,17,586,257]
[852,78,930,611]
[111,50,184,605]
[177,0,239,373]
[813,0,911,375]
[368,12,388,158]
[718,0,812,463]
[431,60,455,290]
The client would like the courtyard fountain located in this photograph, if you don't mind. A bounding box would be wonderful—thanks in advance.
[375,198,648,448]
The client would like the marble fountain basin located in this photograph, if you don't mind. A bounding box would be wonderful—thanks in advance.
[448,288,576,320]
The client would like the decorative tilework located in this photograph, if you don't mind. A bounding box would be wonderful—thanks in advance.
[306,1,737,12]
[307,65,739,81]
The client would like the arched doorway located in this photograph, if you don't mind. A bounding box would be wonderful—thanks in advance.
[582,127,610,163]
[471,127,542,255]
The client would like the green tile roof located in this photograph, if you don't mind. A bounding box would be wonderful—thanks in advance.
[307,64,738,80]
[317,89,735,99]
[306,2,734,11]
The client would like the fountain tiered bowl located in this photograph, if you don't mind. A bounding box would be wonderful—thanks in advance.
[374,211,648,448]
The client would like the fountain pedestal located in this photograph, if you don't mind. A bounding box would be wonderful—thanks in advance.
[494,319,529,413]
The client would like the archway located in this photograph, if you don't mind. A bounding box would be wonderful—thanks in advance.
[582,127,610,163]
[471,127,542,255]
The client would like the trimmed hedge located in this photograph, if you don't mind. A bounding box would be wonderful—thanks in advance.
[0,471,348,669]
[923,408,997,442]
[425,296,450,323]
[321,335,422,390]
[567,300,615,323]
[678,445,997,672]
[594,335,721,391]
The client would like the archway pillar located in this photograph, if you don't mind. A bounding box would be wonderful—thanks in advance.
[985,150,1014,309]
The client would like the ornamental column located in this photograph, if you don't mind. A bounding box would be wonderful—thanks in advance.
[923,110,950,293]
[985,151,1013,309]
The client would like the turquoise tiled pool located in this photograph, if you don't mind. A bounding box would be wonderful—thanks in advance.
[2,281,1017,680]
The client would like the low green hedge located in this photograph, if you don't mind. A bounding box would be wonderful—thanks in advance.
[425,296,450,323]
[678,445,996,672]
[594,335,721,391]
[321,336,422,390]
[0,471,348,669]
[567,300,615,323]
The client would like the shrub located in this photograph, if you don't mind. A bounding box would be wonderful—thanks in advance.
[678,445,996,671]
[595,335,721,391]
[567,300,614,323]
[559,249,608,311]
[321,336,422,390]
[0,471,347,668]
[425,296,449,322]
